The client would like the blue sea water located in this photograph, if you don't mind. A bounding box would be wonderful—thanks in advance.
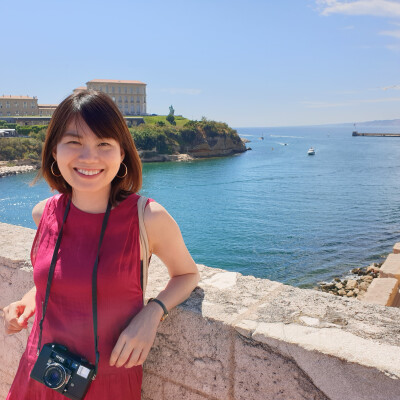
[1,125,400,288]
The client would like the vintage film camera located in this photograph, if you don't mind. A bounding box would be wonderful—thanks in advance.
[30,343,95,400]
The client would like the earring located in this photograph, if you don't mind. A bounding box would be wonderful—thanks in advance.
[50,161,62,177]
[116,162,128,178]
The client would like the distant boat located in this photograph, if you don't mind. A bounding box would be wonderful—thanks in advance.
[284,143,288,146]
[307,147,315,156]
[259,134,264,140]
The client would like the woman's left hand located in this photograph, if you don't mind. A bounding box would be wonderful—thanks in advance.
[109,302,163,368]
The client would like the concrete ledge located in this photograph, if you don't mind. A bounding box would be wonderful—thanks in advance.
[380,253,400,281]
[1,222,400,400]
[361,278,400,306]
[393,242,400,254]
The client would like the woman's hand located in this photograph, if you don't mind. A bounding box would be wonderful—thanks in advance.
[109,301,163,368]
[3,287,36,335]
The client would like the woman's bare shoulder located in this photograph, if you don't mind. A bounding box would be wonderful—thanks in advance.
[32,198,51,227]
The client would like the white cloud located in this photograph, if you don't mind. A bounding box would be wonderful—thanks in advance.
[161,88,202,95]
[316,0,400,18]
[380,29,400,37]
[302,97,400,108]
[382,84,400,90]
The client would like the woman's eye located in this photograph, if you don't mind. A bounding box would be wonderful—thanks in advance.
[67,140,80,145]
[99,142,111,147]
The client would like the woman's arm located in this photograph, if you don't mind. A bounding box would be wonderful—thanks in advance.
[110,201,200,368]
[2,198,48,334]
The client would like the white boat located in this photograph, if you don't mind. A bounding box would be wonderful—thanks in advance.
[307,147,315,155]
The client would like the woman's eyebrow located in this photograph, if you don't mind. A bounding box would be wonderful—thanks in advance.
[63,132,82,138]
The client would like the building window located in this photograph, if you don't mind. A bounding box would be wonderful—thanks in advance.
[118,87,121,94]
[136,87,139,94]
[130,105,134,114]
[130,96,134,102]
[124,87,127,94]
[112,86,115,94]
[0,102,2,108]
[24,112,27,116]
[7,111,10,116]
[15,102,19,107]
[112,96,116,102]
[118,96,122,102]
[106,86,109,93]
[23,101,27,108]
[130,87,133,94]
[6,102,10,108]
[31,102,35,108]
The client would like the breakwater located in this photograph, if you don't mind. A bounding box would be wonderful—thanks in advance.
[352,131,400,137]
[1,222,400,400]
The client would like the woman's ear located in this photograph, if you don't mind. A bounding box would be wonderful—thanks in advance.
[120,148,125,162]
[52,148,57,161]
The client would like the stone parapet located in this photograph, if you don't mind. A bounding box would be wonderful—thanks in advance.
[380,253,400,281]
[361,277,400,306]
[1,222,400,400]
[393,242,400,254]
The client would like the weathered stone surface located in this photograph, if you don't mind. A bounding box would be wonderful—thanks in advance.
[141,371,163,400]
[163,381,211,400]
[234,335,328,400]
[0,222,35,271]
[145,310,231,399]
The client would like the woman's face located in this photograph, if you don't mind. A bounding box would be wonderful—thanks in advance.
[52,117,125,200]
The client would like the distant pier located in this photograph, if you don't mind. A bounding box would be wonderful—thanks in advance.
[352,131,400,137]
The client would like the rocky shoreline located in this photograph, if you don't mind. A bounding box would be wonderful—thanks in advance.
[316,263,382,299]
[0,164,38,178]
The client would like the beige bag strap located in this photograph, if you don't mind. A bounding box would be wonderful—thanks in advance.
[138,196,150,302]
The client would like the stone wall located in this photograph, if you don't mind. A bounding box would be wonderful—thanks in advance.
[1,222,400,400]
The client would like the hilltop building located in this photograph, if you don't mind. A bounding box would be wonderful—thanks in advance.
[0,95,39,117]
[0,95,58,118]
[84,79,147,116]
[1,79,147,122]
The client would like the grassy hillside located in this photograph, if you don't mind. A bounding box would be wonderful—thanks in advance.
[0,117,243,162]
[143,115,190,127]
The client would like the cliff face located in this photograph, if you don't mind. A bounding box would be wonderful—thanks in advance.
[130,118,248,161]
[187,134,246,157]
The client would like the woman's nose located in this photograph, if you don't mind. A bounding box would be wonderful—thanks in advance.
[78,145,98,161]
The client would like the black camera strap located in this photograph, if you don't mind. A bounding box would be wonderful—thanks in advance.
[37,197,112,379]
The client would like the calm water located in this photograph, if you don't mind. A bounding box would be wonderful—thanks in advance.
[2,125,400,288]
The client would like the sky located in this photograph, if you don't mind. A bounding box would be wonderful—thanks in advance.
[1,0,400,127]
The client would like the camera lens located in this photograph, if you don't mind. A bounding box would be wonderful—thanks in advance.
[43,363,66,389]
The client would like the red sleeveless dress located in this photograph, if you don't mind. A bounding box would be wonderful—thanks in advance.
[7,193,152,399]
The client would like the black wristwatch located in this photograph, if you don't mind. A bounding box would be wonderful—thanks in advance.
[147,298,169,321]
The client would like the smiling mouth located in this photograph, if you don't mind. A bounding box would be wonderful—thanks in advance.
[75,168,103,176]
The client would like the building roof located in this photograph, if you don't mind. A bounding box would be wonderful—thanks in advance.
[74,86,87,90]
[38,104,58,108]
[0,95,37,100]
[87,79,146,85]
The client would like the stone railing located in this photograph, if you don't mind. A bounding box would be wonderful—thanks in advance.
[361,244,400,307]
[1,222,400,400]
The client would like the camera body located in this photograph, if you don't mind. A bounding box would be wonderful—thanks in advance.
[30,343,95,400]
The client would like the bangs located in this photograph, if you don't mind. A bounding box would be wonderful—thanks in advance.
[70,92,123,142]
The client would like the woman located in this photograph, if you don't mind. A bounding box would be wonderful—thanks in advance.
[3,90,200,399]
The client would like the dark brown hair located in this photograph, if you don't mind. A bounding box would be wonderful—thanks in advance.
[37,90,142,205]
